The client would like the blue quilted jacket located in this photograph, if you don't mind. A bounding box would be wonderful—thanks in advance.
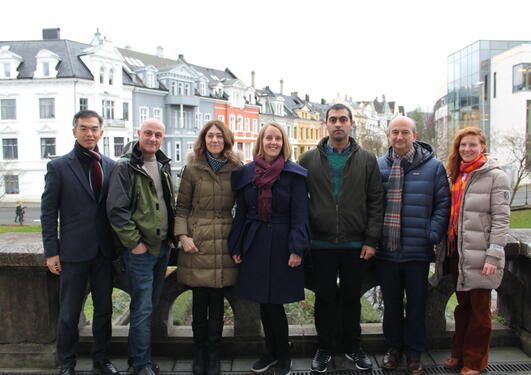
[376,141,450,262]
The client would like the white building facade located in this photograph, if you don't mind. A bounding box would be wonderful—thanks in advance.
[0,30,134,201]
[490,44,531,183]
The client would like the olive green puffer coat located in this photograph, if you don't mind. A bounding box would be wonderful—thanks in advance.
[174,152,241,288]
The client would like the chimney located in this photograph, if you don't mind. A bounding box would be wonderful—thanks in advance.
[280,79,284,94]
[156,46,164,58]
[321,98,326,105]
[251,71,255,88]
[305,94,309,102]
[382,94,386,102]
[291,91,298,97]
[178,54,184,60]
[43,28,60,40]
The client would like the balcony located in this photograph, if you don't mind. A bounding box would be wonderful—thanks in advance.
[165,95,200,107]
[103,119,126,128]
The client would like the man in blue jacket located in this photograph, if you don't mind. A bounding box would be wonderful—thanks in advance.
[41,110,118,375]
[377,116,450,375]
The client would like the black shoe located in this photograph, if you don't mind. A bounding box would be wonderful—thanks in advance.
[345,349,372,371]
[252,354,278,373]
[382,348,402,370]
[59,368,75,375]
[311,349,331,373]
[94,358,119,375]
[274,360,291,375]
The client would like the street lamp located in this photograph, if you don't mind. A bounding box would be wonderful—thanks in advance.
[476,81,485,131]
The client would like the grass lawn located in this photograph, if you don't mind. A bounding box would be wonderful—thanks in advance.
[0,225,41,233]
[510,209,531,228]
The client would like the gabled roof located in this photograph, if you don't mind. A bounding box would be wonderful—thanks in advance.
[0,39,94,79]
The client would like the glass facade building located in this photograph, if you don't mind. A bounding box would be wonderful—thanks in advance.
[447,40,531,146]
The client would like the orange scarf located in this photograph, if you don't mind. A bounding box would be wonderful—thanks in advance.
[447,154,487,255]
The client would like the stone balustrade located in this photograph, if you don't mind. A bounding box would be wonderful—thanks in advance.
[1,230,530,369]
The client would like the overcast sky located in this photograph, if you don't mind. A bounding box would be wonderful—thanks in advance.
[2,0,530,111]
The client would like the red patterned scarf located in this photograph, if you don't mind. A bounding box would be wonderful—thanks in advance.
[447,153,487,255]
[253,155,285,222]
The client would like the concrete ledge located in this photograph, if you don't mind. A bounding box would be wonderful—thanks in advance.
[0,343,56,369]
[0,233,44,267]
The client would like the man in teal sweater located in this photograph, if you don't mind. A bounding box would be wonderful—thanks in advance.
[299,104,384,372]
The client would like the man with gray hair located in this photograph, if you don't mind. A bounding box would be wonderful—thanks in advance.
[107,119,175,375]
[376,116,450,375]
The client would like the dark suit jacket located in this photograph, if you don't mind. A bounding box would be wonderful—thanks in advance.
[41,149,116,262]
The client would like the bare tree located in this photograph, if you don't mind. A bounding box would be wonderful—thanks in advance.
[494,132,530,206]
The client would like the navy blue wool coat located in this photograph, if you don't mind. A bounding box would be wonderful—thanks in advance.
[228,160,310,304]
[376,141,450,263]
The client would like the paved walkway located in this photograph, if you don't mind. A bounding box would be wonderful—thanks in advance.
[4,347,529,374]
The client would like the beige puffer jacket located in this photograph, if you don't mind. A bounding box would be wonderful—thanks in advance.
[453,158,510,291]
[174,152,241,288]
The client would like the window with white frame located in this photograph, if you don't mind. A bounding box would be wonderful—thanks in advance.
[3,63,10,78]
[4,175,19,194]
[153,108,162,121]
[42,62,50,77]
[79,98,88,111]
[103,137,110,156]
[200,82,206,96]
[139,107,148,123]
[109,68,114,85]
[252,119,257,132]
[114,137,124,157]
[39,98,55,119]
[178,82,184,95]
[2,138,18,160]
[123,102,129,121]
[40,137,56,158]
[99,66,105,84]
[175,142,181,162]
[218,115,225,123]
[237,116,243,131]
[187,142,194,152]
[184,83,191,96]
[204,113,211,122]
[171,81,177,95]
[244,118,250,131]
[0,99,16,120]
[229,115,235,130]
[244,143,251,160]
[101,100,114,119]
[195,112,202,128]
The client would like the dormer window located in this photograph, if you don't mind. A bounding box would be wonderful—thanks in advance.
[109,68,114,85]
[0,46,22,79]
[34,49,60,79]
[99,66,105,84]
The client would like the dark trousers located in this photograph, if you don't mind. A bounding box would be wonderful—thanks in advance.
[192,287,226,349]
[57,255,113,369]
[450,255,492,371]
[378,260,429,359]
[312,248,365,353]
[260,304,290,361]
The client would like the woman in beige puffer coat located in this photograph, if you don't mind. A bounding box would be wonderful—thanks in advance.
[174,120,241,375]
[438,127,510,375]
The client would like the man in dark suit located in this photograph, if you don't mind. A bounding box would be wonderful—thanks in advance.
[41,110,119,375]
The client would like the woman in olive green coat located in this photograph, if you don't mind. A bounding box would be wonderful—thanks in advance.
[174,120,241,375]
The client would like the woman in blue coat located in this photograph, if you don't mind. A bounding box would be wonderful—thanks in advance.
[229,122,310,375]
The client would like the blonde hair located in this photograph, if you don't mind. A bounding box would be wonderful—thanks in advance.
[253,122,292,160]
